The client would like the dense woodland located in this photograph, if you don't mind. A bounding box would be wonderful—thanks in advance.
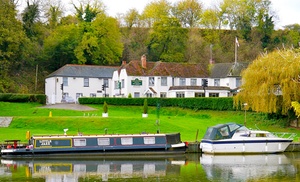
[1,0,300,94]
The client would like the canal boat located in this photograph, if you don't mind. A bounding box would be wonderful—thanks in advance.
[1,132,186,158]
[200,123,294,154]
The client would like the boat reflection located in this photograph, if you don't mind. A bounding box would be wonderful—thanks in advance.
[1,156,187,181]
[200,153,297,181]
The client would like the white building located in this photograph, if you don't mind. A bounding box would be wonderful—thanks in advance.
[45,56,248,103]
[45,64,118,104]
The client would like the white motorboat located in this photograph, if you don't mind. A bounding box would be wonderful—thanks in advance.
[200,123,294,154]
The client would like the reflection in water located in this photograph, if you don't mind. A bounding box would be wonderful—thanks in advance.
[0,153,299,181]
[1,156,187,181]
[200,153,298,181]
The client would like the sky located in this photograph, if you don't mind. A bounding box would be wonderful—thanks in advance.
[99,0,300,29]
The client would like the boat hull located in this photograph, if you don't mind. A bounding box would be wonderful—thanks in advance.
[1,133,186,158]
[200,139,292,154]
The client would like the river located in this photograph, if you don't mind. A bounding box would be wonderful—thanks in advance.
[0,153,299,181]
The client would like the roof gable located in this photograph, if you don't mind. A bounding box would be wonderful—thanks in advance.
[210,62,249,78]
[47,64,119,78]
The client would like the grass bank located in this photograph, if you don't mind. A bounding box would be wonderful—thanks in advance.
[0,102,299,142]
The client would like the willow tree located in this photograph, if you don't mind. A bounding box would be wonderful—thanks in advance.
[235,49,300,115]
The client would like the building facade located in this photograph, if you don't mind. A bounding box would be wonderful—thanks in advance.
[45,56,248,104]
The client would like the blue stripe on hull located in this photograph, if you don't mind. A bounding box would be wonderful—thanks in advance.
[201,139,293,145]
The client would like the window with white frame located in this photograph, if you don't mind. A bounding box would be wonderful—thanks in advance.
[160,92,167,98]
[121,79,125,88]
[214,79,220,86]
[84,78,89,87]
[114,81,118,89]
[63,77,68,86]
[236,78,241,88]
[144,137,155,144]
[161,77,167,86]
[104,79,109,88]
[209,93,219,97]
[98,138,110,145]
[121,137,133,145]
[191,78,197,86]
[179,78,186,86]
[176,92,185,98]
[74,139,86,146]
[149,77,154,86]
[195,92,205,97]
[134,92,140,98]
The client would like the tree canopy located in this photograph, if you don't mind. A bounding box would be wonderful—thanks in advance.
[235,49,300,115]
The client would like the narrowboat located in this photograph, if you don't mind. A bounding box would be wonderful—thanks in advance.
[200,123,294,154]
[1,132,187,158]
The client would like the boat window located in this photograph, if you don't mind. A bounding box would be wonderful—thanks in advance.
[98,138,110,145]
[121,137,133,145]
[74,139,86,146]
[219,127,229,137]
[144,137,155,144]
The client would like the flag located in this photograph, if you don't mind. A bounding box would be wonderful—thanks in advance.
[235,37,239,47]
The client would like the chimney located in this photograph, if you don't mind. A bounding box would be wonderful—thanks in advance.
[209,59,215,64]
[122,60,126,65]
[141,54,146,69]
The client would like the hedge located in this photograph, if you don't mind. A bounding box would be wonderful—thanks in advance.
[79,97,236,111]
[0,93,46,104]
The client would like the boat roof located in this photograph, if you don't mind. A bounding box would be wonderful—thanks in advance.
[202,123,244,140]
[32,133,180,139]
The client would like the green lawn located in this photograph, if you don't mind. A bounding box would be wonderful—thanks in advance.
[0,102,299,142]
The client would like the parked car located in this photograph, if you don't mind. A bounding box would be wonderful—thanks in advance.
[61,96,75,103]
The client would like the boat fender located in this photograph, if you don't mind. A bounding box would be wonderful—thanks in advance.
[184,142,189,147]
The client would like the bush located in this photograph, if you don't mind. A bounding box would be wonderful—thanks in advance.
[0,93,46,104]
[79,97,236,111]
[103,101,108,113]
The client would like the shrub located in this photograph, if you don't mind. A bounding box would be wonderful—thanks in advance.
[103,101,108,113]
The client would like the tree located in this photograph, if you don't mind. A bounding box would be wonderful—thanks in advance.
[22,0,41,38]
[0,0,32,92]
[141,0,172,27]
[72,0,105,22]
[74,14,123,65]
[173,0,203,28]
[147,16,188,62]
[235,49,300,116]
[123,9,141,28]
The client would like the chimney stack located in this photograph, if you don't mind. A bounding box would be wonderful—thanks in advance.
[141,54,146,69]
[122,60,126,65]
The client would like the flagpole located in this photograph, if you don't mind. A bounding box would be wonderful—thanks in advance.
[235,37,238,64]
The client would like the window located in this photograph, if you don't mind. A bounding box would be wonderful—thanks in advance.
[149,77,154,86]
[160,92,167,98]
[179,78,186,86]
[121,79,125,88]
[214,79,220,86]
[74,139,86,146]
[121,137,133,145]
[98,138,110,145]
[144,137,155,144]
[104,79,109,88]
[176,92,185,98]
[191,79,197,86]
[90,93,96,97]
[146,93,152,98]
[84,78,89,87]
[63,77,68,86]
[209,93,219,97]
[161,77,167,86]
[134,92,140,98]
[195,92,205,97]
[236,78,241,88]
[114,81,118,89]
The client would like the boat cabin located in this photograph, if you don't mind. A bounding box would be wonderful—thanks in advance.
[202,123,246,140]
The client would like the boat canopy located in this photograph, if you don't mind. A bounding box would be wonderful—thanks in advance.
[202,123,246,140]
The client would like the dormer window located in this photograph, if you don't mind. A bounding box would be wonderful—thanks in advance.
[149,77,154,86]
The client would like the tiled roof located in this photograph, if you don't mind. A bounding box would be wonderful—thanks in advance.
[120,61,208,77]
[47,64,119,78]
[169,86,231,91]
[210,62,249,78]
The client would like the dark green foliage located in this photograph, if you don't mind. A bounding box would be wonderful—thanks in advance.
[143,99,148,114]
[0,93,46,104]
[79,97,235,111]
